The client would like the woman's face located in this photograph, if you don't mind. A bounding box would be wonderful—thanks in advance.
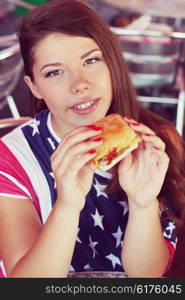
[25,33,112,137]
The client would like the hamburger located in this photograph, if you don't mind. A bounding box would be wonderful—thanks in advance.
[90,114,141,171]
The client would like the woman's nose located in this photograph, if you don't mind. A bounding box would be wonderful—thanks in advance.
[70,73,89,94]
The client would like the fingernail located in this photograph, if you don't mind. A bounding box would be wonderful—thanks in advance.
[88,149,97,154]
[131,122,140,126]
[93,137,103,142]
[86,125,96,129]
[86,125,102,131]
[93,126,102,131]
[144,133,151,136]
[124,116,133,120]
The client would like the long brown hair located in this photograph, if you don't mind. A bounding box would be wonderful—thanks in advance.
[18,0,185,226]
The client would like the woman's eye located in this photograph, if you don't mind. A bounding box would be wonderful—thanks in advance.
[84,57,101,66]
[45,69,63,78]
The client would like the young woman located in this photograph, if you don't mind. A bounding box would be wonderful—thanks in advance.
[0,0,184,278]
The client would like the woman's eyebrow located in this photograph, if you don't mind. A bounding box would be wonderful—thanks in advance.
[81,48,101,59]
[40,49,101,72]
[40,62,63,72]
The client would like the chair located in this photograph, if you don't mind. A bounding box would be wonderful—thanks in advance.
[0,34,30,129]
[112,26,185,136]
[0,1,30,129]
[1,1,42,129]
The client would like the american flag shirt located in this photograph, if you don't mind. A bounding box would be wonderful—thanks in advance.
[0,110,177,277]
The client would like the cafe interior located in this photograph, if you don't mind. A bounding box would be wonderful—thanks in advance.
[0,0,185,278]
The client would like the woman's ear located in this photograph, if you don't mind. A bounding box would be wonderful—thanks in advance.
[24,75,43,99]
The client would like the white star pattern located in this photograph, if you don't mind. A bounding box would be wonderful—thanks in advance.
[112,226,122,248]
[49,172,56,189]
[76,228,82,243]
[91,208,104,230]
[106,253,122,269]
[69,265,75,272]
[163,222,177,247]
[83,263,93,271]
[164,222,176,239]
[118,201,129,216]
[0,260,6,277]
[93,178,108,198]
[29,119,40,136]
[89,235,98,258]
[47,137,56,150]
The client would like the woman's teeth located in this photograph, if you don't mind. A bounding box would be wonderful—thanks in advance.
[74,100,94,110]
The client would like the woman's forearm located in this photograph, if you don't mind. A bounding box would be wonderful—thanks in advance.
[122,199,169,278]
[10,201,80,278]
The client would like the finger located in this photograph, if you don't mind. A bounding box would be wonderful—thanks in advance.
[54,150,97,190]
[53,138,103,173]
[152,147,170,169]
[123,116,137,123]
[141,134,166,151]
[130,123,155,135]
[77,162,96,197]
[62,124,101,141]
[51,126,102,162]
[123,117,156,135]
[142,141,153,153]
[64,150,97,177]
[50,127,85,160]
[53,126,102,156]
[118,153,133,174]
[85,160,97,173]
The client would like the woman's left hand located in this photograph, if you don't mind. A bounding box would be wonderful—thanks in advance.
[118,117,170,208]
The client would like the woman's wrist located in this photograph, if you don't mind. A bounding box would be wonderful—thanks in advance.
[54,199,82,218]
[127,197,159,215]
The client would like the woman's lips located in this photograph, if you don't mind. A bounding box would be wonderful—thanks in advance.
[70,98,100,115]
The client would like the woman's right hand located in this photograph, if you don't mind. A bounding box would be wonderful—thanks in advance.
[50,125,103,212]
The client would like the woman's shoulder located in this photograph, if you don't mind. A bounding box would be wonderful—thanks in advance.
[0,118,33,152]
[0,110,49,152]
[0,113,42,169]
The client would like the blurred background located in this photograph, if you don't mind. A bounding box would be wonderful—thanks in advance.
[0,0,184,277]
